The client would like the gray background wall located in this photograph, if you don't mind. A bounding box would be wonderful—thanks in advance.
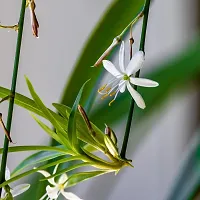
[0,0,198,199]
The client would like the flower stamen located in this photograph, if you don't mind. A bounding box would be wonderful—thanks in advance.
[98,84,107,93]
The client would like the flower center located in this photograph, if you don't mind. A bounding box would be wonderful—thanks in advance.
[58,184,64,190]
[123,74,130,81]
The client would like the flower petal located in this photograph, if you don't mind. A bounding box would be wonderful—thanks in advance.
[1,188,6,198]
[46,185,59,199]
[11,184,30,197]
[119,81,127,93]
[39,192,48,200]
[126,51,145,76]
[53,164,59,174]
[5,166,10,180]
[37,170,56,185]
[58,173,68,185]
[102,60,121,77]
[61,191,83,200]
[130,77,159,87]
[119,41,125,73]
[127,82,146,109]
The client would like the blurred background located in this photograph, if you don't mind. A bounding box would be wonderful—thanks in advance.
[0,0,200,199]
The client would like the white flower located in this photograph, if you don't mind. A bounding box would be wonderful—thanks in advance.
[98,41,159,109]
[1,166,30,198]
[37,165,82,200]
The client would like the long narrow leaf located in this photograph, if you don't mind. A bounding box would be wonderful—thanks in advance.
[68,80,90,147]
[0,156,82,188]
[0,146,71,154]
[25,77,70,147]
[67,171,108,188]
[12,151,65,176]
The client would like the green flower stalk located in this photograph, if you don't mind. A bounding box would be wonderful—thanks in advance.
[0,0,27,195]
[121,0,152,159]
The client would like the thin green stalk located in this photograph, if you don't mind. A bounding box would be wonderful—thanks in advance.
[0,0,27,194]
[120,0,151,158]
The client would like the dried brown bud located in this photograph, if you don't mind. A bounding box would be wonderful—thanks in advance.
[78,105,96,137]
[93,36,121,67]
[0,113,13,143]
[29,0,39,38]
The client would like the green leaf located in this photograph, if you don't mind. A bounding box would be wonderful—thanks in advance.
[81,147,113,166]
[67,171,108,188]
[41,162,92,181]
[31,114,64,145]
[12,151,65,176]
[25,76,70,147]
[60,0,145,108]
[52,103,69,119]
[0,145,71,154]
[53,103,106,152]
[0,156,82,188]
[68,80,90,148]
[0,86,106,152]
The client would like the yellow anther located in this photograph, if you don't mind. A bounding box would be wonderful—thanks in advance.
[101,94,109,100]
[98,84,107,93]
[110,91,116,96]
[109,99,115,106]
[105,87,111,92]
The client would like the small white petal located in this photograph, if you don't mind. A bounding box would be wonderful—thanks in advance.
[119,41,125,73]
[39,192,48,200]
[102,60,122,77]
[46,185,59,199]
[58,173,68,185]
[37,170,56,186]
[11,184,30,197]
[127,82,146,109]
[53,164,59,175]
[5,166,10,180]
[119,81,127,93]
[1,188,6,198]
[126,51,145,76]
[130,77,159,87]
[61,191,83,200]
[120,84,126,93]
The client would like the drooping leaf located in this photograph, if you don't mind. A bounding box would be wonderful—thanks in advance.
[0,156,82,188]
[41,162,92,181]
[12,151,65,176]
[0,145,70,154]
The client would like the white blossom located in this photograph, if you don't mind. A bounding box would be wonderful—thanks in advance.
[1,166,30,198]
[98,41,159,109]
[36,165,82,200]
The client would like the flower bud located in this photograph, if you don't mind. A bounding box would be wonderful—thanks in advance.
[104,134,119,158]
[105,124,117,145]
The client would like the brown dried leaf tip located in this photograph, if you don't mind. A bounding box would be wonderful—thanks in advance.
[28,0,39,38]
[0,113,14,143]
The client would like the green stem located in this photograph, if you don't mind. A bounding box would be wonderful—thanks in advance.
[0,0,27,194]
[118,6,144,38]
[120,0,151,159]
